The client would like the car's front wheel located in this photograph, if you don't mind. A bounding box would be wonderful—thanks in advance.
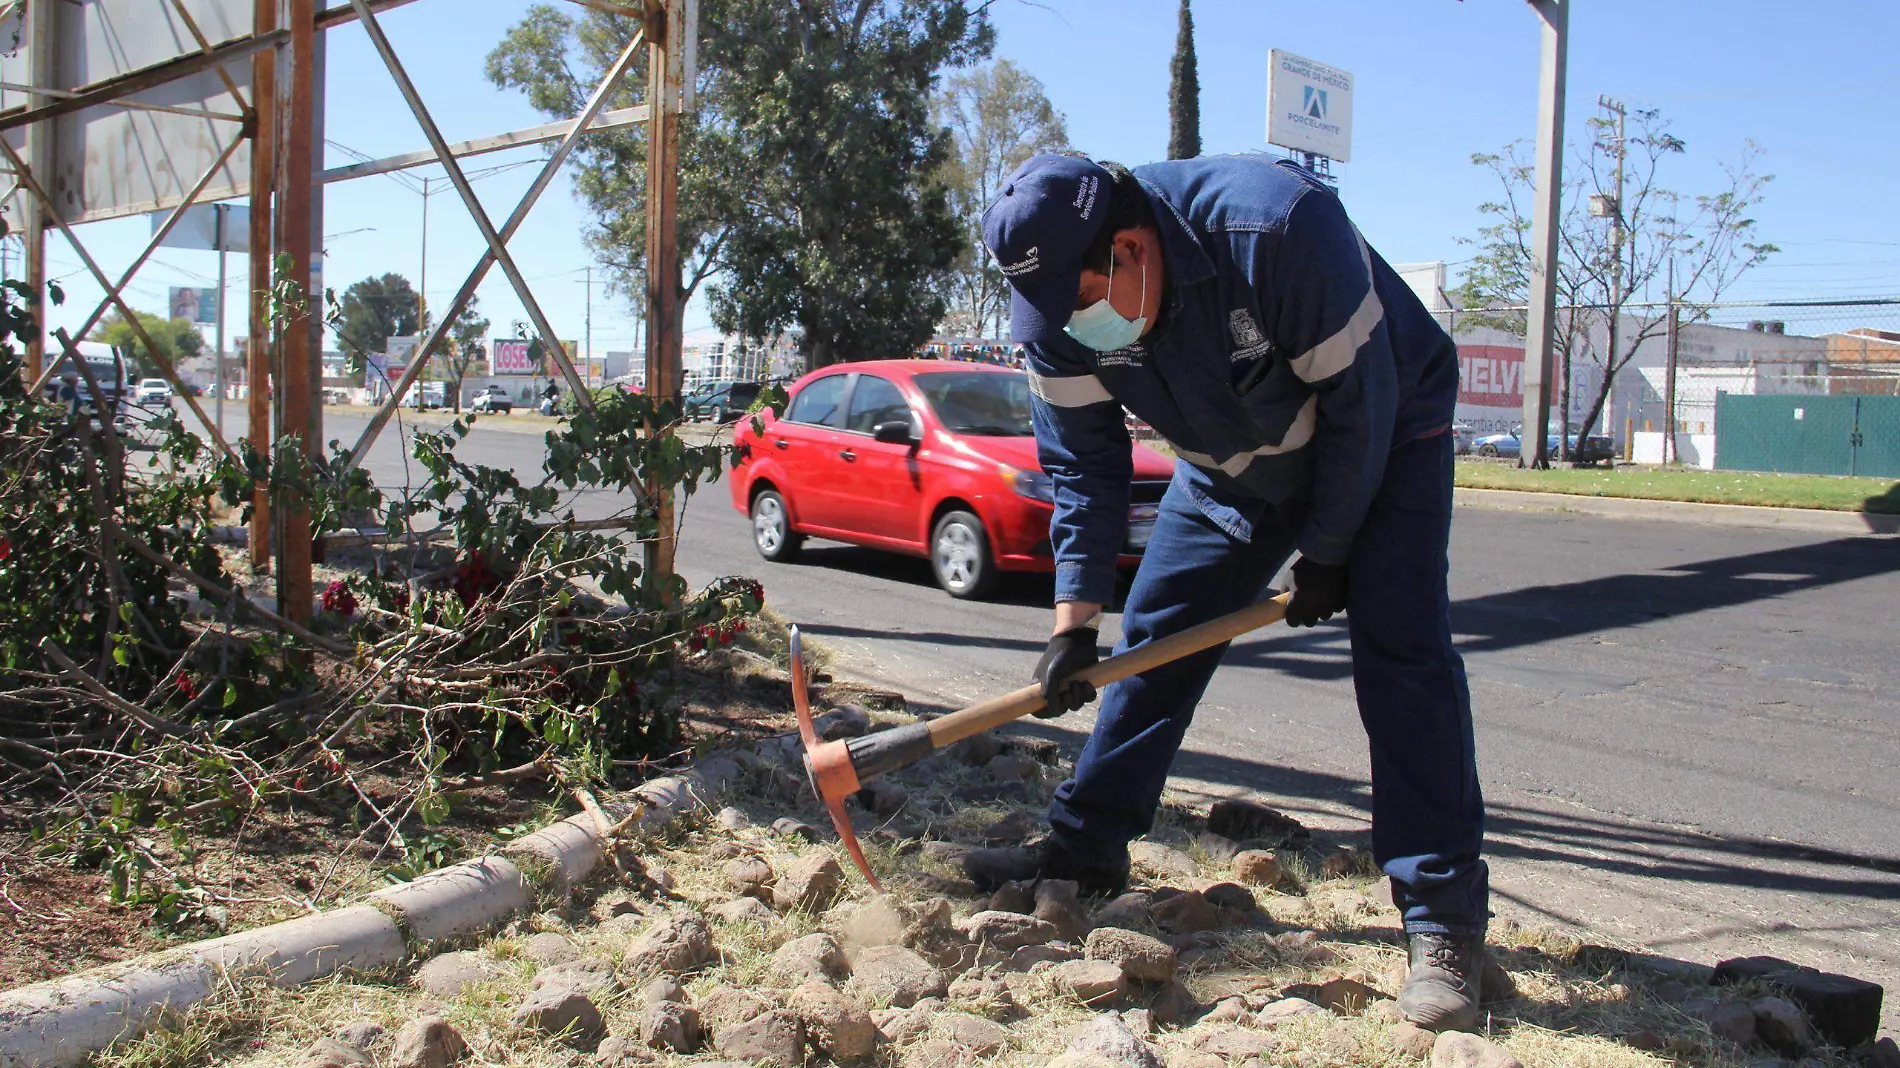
[750,489,804,562]
[931,510,999,600]
[1478,443,1500,458]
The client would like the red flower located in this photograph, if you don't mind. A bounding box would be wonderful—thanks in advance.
[0,537,11,562]
[320,580,357,617]
[174,672,196,700]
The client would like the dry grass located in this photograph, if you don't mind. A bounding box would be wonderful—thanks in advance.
[86,709,1876,1068]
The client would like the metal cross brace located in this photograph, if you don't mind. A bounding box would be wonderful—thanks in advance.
[2,133,243,465]
[343,1,606,415]
[339,13,647,474]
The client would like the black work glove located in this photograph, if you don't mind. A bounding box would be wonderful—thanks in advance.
[1033,626,1100,717]
[1284,556,1349,628]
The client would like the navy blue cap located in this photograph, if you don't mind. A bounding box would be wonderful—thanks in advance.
[981,154,1112,344]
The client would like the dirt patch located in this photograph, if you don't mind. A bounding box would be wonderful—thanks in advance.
[0,624,870,988]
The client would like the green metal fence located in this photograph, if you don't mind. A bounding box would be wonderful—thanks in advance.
[1715,394,1900,478]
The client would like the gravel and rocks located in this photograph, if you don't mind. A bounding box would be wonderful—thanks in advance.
[131,708,1889,1068]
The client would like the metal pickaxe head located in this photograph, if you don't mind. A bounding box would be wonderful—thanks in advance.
[789,626,881,891]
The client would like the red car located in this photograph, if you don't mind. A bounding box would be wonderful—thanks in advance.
[728,359,1175,599]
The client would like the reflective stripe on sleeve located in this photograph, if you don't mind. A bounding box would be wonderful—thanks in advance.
[1289,231,1383,384]
[1027,369,1114,408]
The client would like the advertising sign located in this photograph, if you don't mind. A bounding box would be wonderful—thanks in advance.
[492,338,539,376]
[169,286,217,325]
[1267,50,1354,162]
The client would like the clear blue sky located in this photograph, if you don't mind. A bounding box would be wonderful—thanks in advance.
[38,0,1900,359]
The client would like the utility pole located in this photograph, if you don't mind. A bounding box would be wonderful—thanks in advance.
[418,175,433,341]
[584,264,593,385]
[1600,95,1626,456]
[1520,0,1566,470]
[1662,258,1679,465]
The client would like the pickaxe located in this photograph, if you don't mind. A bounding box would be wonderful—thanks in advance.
[789,591,1293,888]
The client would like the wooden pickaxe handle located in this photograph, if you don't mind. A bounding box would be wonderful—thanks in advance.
[838,591,1293,783]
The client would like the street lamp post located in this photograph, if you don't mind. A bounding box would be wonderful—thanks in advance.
[1520,0,1567,470]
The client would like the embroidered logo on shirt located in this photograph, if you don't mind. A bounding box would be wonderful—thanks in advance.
[1095,345,1144,369]
[1228,309,1272,361]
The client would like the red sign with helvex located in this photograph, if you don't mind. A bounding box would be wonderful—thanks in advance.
[1459,345,1526,408]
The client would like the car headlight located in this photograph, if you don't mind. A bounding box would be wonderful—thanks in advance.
[999,465,1054,503]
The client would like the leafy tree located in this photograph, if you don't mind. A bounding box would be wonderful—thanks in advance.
[1167,0,1200,161]
[932,60,1068,339]
[1454,108,1775,463]
[487,1,993,368]
[332,273,421,362]
[93,308,204,379]
[427,295,492,414]
[486,7,727,321]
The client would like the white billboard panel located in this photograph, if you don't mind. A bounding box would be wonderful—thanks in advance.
[1,0,254,225]
[1267,49,1353,163]
[152,203,250,252]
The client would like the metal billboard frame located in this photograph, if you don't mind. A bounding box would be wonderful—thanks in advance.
[3,0,689,623]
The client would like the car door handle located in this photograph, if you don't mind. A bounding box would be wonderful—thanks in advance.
[773,438,789,450]
[839,449,857,462]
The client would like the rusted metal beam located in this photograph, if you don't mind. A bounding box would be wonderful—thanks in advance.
[0,81,244,122]
[0,30,286,134]
[313,0,418,32]
[339,23,646,473]
[248,0,277,572]
[642,0,683,588]
[274,0,318,623]
[317,105,648,185]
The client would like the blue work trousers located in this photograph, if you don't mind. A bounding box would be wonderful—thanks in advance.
[1046,430,1488,934]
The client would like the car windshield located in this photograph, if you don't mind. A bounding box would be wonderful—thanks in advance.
[914,372,1034,436]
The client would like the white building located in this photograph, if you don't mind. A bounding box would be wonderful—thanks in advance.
[1397,261,1830,466]
[682,329,804,388]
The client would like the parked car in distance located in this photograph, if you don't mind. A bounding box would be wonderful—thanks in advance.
[1472,425,1615,465]
[728,360,1174,599]
[469,384,513,414]
[133,378,173,405]
[685,380,762,423]
[1451,422,1475,456]
[407,381,447,410]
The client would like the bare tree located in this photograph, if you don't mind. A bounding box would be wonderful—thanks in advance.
[1455,108,1776,462]
[933,59,1069,339]
[430,295,492,414]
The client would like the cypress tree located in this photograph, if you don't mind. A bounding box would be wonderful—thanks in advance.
[1167,0,1201,160]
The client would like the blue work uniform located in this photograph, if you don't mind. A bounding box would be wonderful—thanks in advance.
[1027,155,1486,935]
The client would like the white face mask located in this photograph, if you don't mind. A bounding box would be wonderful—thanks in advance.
[1064,250,1147,352]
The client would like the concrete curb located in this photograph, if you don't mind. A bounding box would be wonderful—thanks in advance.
[1455,486,1900,536]
[0,715,825,1068]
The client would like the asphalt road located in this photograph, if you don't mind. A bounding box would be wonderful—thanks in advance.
[198,406,1900,1029]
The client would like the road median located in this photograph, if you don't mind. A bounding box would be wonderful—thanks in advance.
[1455,485,1900,535]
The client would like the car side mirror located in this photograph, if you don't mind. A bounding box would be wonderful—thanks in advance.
[872,420,917,446]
